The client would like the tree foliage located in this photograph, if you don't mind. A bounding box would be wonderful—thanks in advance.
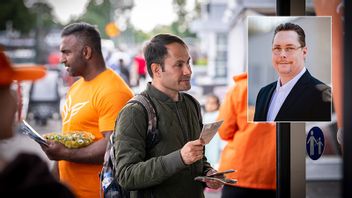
[0,0,56,35]
[170,0,196,37]
[78,0,112,38]
[0,0,36,34]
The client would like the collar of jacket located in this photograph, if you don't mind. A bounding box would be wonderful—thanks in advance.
[146,82,185,103]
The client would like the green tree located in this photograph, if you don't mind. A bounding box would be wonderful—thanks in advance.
[78,0,112,38]
[0,0,56,35]
[169,0,196,37]
[0,0,36,34]
[31,2,58,64]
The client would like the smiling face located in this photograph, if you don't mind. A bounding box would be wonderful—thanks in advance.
[60,35,87,77]
[272,30,307,82]
[152,42,192,100]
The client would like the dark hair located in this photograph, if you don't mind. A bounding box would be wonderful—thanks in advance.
[206,94,220,107]
[144,33,187,78]
[61,22,102,54]
[273,22,306,47]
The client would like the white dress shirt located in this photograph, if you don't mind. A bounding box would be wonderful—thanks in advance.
[266,67,306,121]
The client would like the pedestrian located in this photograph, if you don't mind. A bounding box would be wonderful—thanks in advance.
[133,49,147,86]
[254,22,331,122]
[218,73,276,197]
[118,58,130,85]
[337,128,343,153]
[0,50,75,197]
[40,22,133,198]
[203,94,225,168]
[113,33,223,197]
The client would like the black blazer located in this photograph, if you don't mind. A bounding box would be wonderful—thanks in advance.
[254,70,331,122]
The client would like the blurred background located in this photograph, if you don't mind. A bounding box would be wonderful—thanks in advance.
[0,0,344,197]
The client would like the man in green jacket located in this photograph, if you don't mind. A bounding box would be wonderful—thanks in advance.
[113,34,223,197]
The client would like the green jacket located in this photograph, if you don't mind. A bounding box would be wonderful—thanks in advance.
[113,83,212,198]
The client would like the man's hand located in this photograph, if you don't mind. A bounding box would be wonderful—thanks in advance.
[180,139,204,165]
[205,169,224,189]
[41,141,69,161]
[41,131,111,164]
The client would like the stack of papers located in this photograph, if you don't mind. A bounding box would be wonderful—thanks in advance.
[199,120,223,144]
[194,169,237,185]
[20,120,48,146]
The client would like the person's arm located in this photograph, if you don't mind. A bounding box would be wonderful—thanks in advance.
[217,86,238,141]
[42,131,111,164]
[51,161,59,180]
[115,104,189,190]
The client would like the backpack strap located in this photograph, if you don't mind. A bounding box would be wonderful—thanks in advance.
[127,93,160,150]
[100,94,160,196]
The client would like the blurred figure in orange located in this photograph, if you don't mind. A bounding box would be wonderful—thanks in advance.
[0,50,75,197]
[217,73,276,197]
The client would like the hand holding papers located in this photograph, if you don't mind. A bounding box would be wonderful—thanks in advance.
[197,121,238,186]
[194,176,238,185]
[20,120,48,146]
[194,169,237,185]
[199,120,223,144]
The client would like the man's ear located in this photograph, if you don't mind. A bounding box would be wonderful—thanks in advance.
[302,46,308,58]
[151,63,161,77]
[82,46,92,60]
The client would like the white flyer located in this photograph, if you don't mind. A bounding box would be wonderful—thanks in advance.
[199,120,223,144]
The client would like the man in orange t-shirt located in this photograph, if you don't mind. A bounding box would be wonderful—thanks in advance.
[41,22,133,198]
[217,73,276,197]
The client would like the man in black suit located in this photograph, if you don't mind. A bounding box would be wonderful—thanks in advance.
[254,22,331,122]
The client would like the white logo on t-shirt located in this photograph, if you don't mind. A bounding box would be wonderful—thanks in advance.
[62,95,89,125]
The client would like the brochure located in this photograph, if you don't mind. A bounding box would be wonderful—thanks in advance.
[194,176,237,185]
[20,120,48,146]
[207,169,236,177]
[199,120,224,144]
[195,169,237,185]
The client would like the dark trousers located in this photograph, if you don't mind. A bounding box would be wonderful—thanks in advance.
[221,185,276,198]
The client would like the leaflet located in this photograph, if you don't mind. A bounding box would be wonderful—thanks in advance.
[207,169,236,177]
[194,176,237,185]
[20,120,48,146]
[199,120,223,144]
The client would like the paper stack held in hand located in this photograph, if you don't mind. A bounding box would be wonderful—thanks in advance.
[199,120,223,144]
[20,120,48,146]
[194,169,237,185]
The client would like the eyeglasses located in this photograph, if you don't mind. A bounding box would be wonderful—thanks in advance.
[272,46,304,55]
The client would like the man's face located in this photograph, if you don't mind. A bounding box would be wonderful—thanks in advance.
[0,86,17,140]
[158,42,192,94]
[272,30,307,80]
[60,35,86,77]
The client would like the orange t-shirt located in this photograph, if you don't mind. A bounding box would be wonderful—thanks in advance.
[59,69,133,198]
[217,73,276,190]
